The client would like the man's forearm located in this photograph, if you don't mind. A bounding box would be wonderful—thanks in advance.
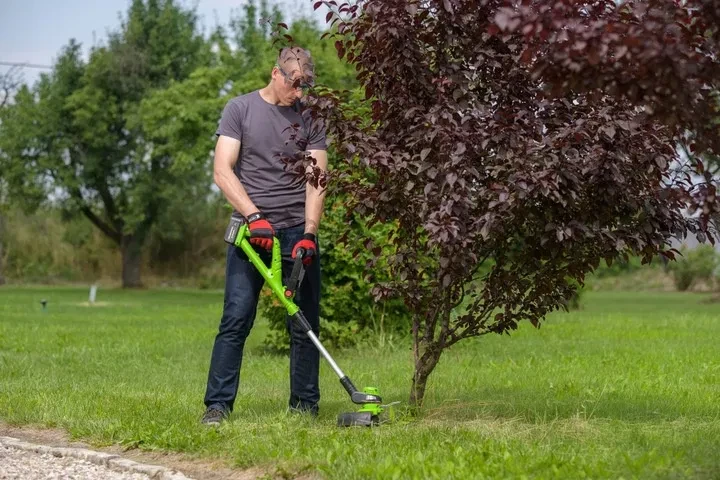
[304,150,328,235]
[305,186,326,235]
[214,167,258,218]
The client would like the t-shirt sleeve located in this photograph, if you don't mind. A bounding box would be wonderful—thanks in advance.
[306,116,327,151]
[215,99,243,141]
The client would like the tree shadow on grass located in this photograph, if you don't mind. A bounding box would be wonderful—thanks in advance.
[418,384,720,424]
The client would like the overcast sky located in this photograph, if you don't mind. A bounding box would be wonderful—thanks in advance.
[1,0,326,87]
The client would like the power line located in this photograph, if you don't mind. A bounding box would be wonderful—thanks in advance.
[0,61,53,70]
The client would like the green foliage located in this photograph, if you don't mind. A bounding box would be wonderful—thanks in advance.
[0,44,85,213]
[143,194,229,287]
[119,0,211,87]
[61,215,96,249]
[260,197,411,353]
[320,199,410,332]
[127,65,230,174]
[668,245,719,291]
[262,314,365,354]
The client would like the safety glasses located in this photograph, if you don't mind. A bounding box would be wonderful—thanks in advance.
[275,64,313,92]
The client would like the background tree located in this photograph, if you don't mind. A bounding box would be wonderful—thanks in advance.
[0,66,24,286]
[0,0,211,287]
[0,67,22,109]
[310,0,717,407]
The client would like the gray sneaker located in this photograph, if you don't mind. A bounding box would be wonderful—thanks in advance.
[201,406,227,426]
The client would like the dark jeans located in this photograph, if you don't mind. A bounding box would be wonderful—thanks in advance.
[204,224,321,414]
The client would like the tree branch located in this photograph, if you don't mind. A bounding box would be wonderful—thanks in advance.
[73,148,123,232]
[97,180,121,231]
[422,292,443,343]
[0,68,22,109]
[70,187,121,244]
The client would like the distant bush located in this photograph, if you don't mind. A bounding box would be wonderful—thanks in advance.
[668,245,719,291]
[564,278,585,310]
[591,255,647,278]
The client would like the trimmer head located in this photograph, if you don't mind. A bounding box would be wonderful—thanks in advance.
[337,411,379,427]
[338,386,396,427]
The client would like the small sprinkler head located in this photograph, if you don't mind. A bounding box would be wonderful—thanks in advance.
[40,299,48,311]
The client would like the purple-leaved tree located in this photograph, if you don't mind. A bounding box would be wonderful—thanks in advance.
[303,0,718,407]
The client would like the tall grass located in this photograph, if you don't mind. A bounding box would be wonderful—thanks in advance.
[1,205,228,288]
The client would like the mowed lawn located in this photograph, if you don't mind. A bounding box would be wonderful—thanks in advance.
[1,286,719,479]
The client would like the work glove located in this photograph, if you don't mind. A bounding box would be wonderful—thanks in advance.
[247,212,274,250]
[292,233,317,265]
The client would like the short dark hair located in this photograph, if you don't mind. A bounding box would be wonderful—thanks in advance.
[277,46,315,82]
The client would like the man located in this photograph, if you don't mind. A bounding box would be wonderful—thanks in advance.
[202,46,328,425]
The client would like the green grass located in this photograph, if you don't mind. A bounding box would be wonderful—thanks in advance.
[1,286,719,479]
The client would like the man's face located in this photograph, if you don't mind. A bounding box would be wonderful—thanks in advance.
[273,62,313,106]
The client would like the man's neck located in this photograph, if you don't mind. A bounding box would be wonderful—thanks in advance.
[259,86,280,105]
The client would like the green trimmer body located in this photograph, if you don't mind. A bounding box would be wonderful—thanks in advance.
[224,216,392,427]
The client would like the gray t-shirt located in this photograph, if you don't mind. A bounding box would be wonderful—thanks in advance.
[215,90,327,229]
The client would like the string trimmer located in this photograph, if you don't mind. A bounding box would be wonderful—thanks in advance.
[224,215,395,427]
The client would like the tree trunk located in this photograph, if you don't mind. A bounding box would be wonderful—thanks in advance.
[409,343,443,408]
[121,234,144,288]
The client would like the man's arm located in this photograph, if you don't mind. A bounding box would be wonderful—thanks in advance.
[304,149,328,235]
[213,135,258,217]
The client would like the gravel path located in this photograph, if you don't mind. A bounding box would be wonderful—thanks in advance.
[0,444,150,480]
[0,437,192,480]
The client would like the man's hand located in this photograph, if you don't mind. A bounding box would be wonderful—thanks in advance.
[292,233,317,265]
[247,212,274,250]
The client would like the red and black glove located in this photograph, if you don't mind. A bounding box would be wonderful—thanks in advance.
[247,212,274,250]
[292,233,317,265]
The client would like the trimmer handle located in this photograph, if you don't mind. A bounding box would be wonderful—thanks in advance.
[284,248,306,298]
